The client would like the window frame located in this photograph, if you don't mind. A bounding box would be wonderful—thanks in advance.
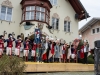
[52,17,59,30]
[0,5,13,22]
[92,29,95,34]
[22,6,50,25]
[64,20,70,32]
[49,0,57,6]
[96,27,100,33]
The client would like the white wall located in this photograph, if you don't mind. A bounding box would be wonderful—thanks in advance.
[50,0,79,43]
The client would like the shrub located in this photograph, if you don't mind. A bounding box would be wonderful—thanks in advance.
[87,55,94,64]
[0,55,26,75]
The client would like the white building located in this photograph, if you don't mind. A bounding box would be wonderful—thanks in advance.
[0,0,89,44]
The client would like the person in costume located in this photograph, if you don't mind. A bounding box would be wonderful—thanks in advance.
[65,43,70,63]
[6,34,15,56]
[0,35,6,57]
[39,37,45,63]
[70,45,76,62]
[83,40,89,64]
[15,35,23,57]
[31,42,37,62]
[62,43,66,63]
[23,37,30,61]
[42,36,50,63]
[49,38,56,63]
[34,26,41,44]
[54,39,60,62]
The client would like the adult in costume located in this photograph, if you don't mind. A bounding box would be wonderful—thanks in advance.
[54,39,60,62]
[39,37,45,63]
[6,34,15,56]
[23,37,30,61]
[49,38,55,63]
[70,45,76,62]
[15,35,23,57]
[83,40,89,64]
[65,44,70,63]
[31,42,37,62]
[62,43,66,63]
[42,36,49,62]
[0,35,5,57]
[59,39,63,63]
[34,26,41,62]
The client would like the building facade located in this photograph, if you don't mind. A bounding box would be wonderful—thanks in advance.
[79,18,100,49]
[0,0,89,44]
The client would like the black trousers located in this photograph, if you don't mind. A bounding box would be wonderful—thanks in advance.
[84,52,88,64]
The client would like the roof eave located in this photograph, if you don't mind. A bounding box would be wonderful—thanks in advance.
[79,18,100,33]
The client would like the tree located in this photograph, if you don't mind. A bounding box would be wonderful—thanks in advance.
[0,55,26,75]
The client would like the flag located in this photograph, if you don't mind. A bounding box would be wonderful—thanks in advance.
[34,28,41,44]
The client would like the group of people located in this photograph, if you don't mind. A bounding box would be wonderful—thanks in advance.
[0,33,71,63]
[0,27,90,63]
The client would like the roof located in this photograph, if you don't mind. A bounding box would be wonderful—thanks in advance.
[68,0,90,20]
[79,17,100,33]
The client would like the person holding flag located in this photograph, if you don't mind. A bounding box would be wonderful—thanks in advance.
[34,26,41,62]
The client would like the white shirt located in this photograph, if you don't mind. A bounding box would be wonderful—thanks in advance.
[45,42,48,49]
[84,46,86,52]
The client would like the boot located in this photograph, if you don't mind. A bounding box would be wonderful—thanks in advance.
[26,56,28,62]
[0,55,2,58]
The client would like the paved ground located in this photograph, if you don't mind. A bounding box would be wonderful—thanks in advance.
[26,72,94,75]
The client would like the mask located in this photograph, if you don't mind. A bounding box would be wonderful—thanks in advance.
[10,35,12,38]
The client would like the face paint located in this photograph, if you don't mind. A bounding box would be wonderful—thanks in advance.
[19,37,21,40]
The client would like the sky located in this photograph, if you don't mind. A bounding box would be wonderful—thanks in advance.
[79,0,100,29]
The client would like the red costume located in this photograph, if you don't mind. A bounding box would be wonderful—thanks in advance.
[80,46,84,59]
[0,39,4,49]
[62,45,66,60]
[51,43,55,55]
[32,44,37,51]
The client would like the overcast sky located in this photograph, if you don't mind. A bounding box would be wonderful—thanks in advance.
[79,0,100,29]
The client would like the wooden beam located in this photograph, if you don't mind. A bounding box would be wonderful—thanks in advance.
[24,62,94,72]
[68,0,81,14]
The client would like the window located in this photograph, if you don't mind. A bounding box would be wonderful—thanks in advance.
[52,17,59,30]
[97,28,99,33]
[92,29,95,34]
[36,6,45,21]
[49,0,57,5]
[22,6,49,24]
[0,6,12,21]
[64,21,70,32]
[25,6,35,20]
